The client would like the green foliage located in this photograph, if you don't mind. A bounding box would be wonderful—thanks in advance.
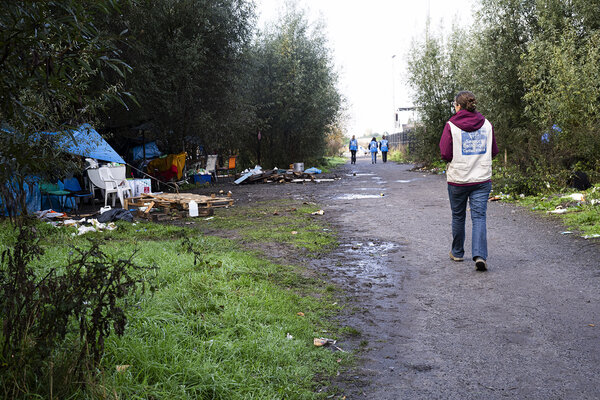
[245,6,343,168]
[101,0,256,154]
[0,223,152,398]
[406,0,600,193]
[406,23,463,163]
[0,0,131,219]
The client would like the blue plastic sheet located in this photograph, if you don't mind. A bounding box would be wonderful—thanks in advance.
[0,178,41,216]
[131,141,162,161]
[47,124,125,163]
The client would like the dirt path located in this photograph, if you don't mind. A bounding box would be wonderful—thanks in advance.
[208,156,600,399]
[309,157,600,399]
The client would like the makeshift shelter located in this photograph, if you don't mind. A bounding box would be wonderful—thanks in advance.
[48,123,125,164]
[131,141,162,161]
[0,123,125,215]
[147,152,187,181]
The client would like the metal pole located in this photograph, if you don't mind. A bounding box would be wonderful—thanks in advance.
[392,55,396,133]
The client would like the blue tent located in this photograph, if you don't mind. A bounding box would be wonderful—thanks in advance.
[50,123,125,163]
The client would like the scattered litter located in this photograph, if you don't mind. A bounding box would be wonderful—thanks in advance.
[204,217,215,220]
[563,193,585,202]
[313,337,346,352]
[297,312,305,317]
[589,324,596,327]
[291,231,298,235]
[560,231,573,235]
[380,193,385,196]
[583,234,600,239]
[286,333,294,340]
[313,338,335,347]
[304,167,322,174]
[312,210,324,215]
[235,165,334,185]
[34,209,67,221]
[100,206,112,214]
[548,207,569,214]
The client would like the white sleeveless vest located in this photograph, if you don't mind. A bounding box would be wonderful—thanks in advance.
[446,120,493,184]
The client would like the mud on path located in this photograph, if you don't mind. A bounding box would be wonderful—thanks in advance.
[198,156,600,399]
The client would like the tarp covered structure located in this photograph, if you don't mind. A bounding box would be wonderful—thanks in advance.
[131,141,162,161]
[48,123,125,163]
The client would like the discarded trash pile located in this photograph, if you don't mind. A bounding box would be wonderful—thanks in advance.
[124,192,234,220]
[235,166,335,185]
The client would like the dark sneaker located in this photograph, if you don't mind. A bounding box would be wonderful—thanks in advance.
[474,257,487,271]
[449,251,464,262]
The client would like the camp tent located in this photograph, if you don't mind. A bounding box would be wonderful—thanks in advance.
[0,123,125,215]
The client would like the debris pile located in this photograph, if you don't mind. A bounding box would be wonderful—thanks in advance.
[124,192,234,220]
[235,166,336,185]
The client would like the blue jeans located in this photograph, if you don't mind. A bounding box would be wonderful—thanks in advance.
[371,152,377,163]
[447,181,492,260]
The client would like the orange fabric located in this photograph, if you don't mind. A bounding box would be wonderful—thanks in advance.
[147,152,187,180]
[227,156,237,169]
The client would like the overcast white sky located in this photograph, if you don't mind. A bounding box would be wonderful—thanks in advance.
[256,0,476,136]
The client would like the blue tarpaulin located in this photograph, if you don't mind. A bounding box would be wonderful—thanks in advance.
[0,178,41,216]
[48,123,125,163]
[131,141,162,161]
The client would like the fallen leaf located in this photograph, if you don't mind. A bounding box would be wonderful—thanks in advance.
[116,365,131,372]
[297,312,305,317]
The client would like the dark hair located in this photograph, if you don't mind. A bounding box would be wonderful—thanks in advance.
[455,91,477,112]
[371,137,377,141]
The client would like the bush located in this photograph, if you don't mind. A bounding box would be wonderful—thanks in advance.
[0,222,154,398]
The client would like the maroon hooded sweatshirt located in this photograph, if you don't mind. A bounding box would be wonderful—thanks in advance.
[439,109,499,186]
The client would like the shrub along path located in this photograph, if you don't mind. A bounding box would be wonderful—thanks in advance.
[203,155,600,399]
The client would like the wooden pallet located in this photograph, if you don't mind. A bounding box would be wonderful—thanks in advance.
[123,192,232,219]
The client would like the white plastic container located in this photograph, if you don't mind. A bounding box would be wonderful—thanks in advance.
[188,200,198,217]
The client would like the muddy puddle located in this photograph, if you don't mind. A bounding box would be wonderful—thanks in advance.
[333,241,401,280]
[395,178,423,183]
[346,173,375,177]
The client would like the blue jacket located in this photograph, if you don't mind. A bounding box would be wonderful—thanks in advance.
[369,140,378,153]
[349,139,358,151]
[380,139,389,152]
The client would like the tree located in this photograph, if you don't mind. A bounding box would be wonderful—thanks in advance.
[0,0,131,219]
[246,6,342,167]
[406,22,463,162]
[100,0,256,155]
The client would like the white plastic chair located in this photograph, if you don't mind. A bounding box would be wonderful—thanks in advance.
[206,155,218,182]
[98,167,132,207]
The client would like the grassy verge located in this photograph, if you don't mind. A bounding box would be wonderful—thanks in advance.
[499,184,600,238]
[200,199,336,254]
[0,200,348,399]
[317,157,346,173]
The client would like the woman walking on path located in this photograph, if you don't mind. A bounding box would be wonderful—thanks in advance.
[440,91,498,271]
[380,135,389,163]
[369,137,378,164]
[349,135,358,164]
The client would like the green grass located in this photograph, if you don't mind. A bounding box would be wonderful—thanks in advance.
[199,200,337,253]
[511,185,600,237]
[317,157,346,173]
[0,212,348,399]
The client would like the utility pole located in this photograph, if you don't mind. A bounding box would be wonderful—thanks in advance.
[392,54,396,133]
